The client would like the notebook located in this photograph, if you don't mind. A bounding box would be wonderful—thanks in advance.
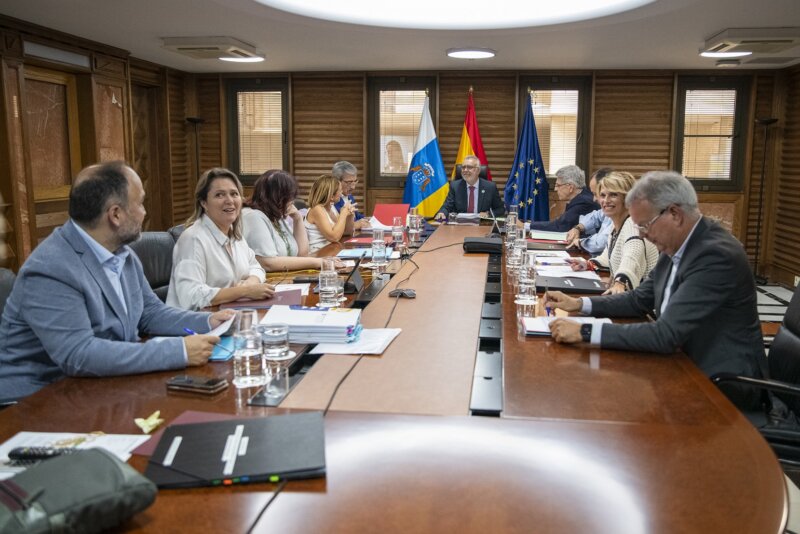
[372,203,410,226]
[523,316,612,336]
[145,412,326,488]
[536,275,607,294]
[527,239,569,251]
[219,288,303,309]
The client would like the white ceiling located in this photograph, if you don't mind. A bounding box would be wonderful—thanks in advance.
[2,0,799,73]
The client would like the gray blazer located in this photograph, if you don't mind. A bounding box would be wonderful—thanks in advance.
[0,221,211,401]
[589,218,766,406]
[438,178,505,217]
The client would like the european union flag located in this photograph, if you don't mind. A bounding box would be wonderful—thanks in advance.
[504,93,548,222]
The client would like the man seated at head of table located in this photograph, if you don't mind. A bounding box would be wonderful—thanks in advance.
[545,170,766,410]
[565,171,659,295]
[434,155,505,221]
[530,165,599,232]
[564,167,614,255]
[242,169,343,271]
[0,162,231,403]
[332,161,370,231]
[304,174,356,254]
[167,168,273,311]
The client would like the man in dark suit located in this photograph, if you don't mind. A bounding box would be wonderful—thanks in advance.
[545,170,766,409]
[530,165,599,232]
[0,161,232,402]
[435,155,504,220]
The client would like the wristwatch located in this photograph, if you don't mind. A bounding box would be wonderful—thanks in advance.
[580,324,592,343]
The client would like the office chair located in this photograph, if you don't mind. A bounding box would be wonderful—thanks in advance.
[454,164,489,181]
[712,283,800,478]
[0,267,16,321]
[129,232,175,302]
[167,224,185,242]
[293,198,309,211]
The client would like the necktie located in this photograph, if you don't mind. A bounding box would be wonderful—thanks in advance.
[468,186,475,213]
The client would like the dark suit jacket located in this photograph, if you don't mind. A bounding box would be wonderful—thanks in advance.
[0,221,211,402]
[530,188,598,232]
[588,217,766,409]
[437,178,505,217]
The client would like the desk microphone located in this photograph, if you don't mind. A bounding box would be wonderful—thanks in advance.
[485,208,502,239]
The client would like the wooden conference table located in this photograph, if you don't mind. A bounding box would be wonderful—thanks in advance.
[0,225,787,533]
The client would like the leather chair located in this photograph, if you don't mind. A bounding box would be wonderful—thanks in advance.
[293,198,309,211]
[454,164,489,181]
[128,232,174,302]
[712,284,800,472]
[167,224,185,243]
[0,267,16,321]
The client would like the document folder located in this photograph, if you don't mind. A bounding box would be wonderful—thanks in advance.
[536,275,607,295]
[145,412,326,488]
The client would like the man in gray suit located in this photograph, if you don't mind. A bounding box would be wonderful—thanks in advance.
[0,162,232,402]
[435,155,505,219]
[546,170,766,409]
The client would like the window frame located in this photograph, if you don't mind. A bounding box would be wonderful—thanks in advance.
[225,77,289,186]
[518,75,591,183]
[367,76,437,189]
[673,75,750,192]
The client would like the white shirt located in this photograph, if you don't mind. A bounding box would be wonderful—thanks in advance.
[241,207,298,258]
[304,206,336,254]
[167,215,266,310]
[71,220,129,315]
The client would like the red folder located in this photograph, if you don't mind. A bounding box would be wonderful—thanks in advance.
[372,203,410,226]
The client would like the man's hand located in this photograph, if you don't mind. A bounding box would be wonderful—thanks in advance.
[434,212,446,222]
[184,334,220,366]
[549,318,583,344]
[545,290,582,313]
[209,309,236,329]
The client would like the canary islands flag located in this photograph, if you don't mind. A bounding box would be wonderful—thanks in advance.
[403,97,448,217]
[504,92,549,222]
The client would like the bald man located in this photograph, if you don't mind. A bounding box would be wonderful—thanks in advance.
[0,161,233,402]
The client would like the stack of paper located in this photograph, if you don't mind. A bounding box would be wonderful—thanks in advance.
[261,305,362,343]
[523,316,611,336]
[530,230,569,242]
[456,213,481,225]
[536,266,602,280]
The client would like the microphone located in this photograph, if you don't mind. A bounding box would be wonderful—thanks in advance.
[485,208,501,238]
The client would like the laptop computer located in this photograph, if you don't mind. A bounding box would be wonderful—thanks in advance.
[372,203,410,226]
[145,412,326,488]
[536,275,607,295]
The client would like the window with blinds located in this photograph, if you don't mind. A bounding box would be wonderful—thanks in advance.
[368,77,435,187]
[674,77,749,190]
[225,78,288,185]
[531,90,579,176]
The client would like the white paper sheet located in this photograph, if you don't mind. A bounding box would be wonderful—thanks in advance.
[275,283,311,296]
[309,328,402,355]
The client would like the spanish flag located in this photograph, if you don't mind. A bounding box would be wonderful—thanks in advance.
[451,90,492,180]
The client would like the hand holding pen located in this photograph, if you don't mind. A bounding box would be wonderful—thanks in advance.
[183,328,225,366]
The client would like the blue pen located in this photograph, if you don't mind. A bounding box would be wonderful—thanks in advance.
[184,328,233,354]
[544,287,552,317]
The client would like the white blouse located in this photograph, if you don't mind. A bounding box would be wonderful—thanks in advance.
[166,215,266,310]
[304,207,337,254]
[241,207,298,258]
[592,217,659,289]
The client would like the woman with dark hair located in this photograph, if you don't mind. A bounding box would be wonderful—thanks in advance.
[167,168,273,310]
[242,170,338,271]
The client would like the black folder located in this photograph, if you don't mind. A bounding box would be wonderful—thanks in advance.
[536,275,607,295]
[145,412,326,488]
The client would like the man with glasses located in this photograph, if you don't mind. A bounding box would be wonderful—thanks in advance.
[530,165,599,231]
[435,155,504,220]
[545,170,766,410]
[332,161,370,230]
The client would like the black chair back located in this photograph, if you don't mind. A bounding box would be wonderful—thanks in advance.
[167,224,185,242]
[768,285,800,414]
[129,232,174,302]
[293,198,309,210]
[0,268,15,321]
[454,164,489,181]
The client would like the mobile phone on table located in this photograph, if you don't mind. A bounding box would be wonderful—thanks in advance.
[166,375,228,395]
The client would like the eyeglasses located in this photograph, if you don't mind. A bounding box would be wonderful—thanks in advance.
[632,207,668,234]
[553,182,568,189]
[343,179,358,186]
[461,165,478,171]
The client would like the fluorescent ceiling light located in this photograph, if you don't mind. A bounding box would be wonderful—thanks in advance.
[447,48,495,59]
[255,0,656,29]
[700,51,753,58]
[219,56,265,62]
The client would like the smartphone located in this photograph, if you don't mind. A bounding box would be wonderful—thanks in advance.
[166,375,229,395]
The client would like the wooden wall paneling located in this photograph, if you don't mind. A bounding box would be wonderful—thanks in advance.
[195,75,223,171]
[771,67,800,283]
[291,75,365,207]
[165,69,193,225]
[438,74,517,199]
[591,73,674,176]
[92,76,128,162]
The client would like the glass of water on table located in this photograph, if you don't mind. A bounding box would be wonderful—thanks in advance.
[256,323,294,397]
[232,309,265,388]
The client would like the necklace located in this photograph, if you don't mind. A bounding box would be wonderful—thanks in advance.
[271,218,295,256]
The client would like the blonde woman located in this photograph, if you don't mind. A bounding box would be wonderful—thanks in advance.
[303,174,355,253]
[167,168,273,310]
[568,171,658,295]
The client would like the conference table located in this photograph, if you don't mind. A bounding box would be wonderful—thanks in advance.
[0,225,787,533]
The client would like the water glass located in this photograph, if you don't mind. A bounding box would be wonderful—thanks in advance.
[266,364,290,398]
[235,308,258,333]
[447,212,457,225]
[320,256,337,273]
[392,216,405,244]
[408,215,422,243]
[232,329,266,388]
[516,252,538,305]
[318,270,340,307]
[507,237,527,274]
[504,212,518,235]
[257,323,292,362]
[371,228,388,267]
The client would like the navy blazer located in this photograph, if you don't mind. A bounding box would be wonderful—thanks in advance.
[437,178,505,217]
[0,221,211,402]
[530,188,598,232]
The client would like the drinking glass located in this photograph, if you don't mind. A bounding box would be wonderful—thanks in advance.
[235,308,258,334]
[447,212,457,225]
[320,256,337,273]
[257,323,292,362]
[392,216,405,244]
[371,228,388,267]
[266,365,290,398]
[408,215,422,244]
[318,270,340,307]
[504,212,518,235]
[232,329,265,388]
[516,251,538,305]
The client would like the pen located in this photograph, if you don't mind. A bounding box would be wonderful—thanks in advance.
[544,287,552,317]
[184,328,233,354]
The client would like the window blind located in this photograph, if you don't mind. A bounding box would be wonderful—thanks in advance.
[531,90,578,176]
[237,91,283,175]
[681,89,736,180]
[379,90,426,175]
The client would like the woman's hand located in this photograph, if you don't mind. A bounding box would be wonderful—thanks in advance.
[603,281,627,295]
[241,283,275,300]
